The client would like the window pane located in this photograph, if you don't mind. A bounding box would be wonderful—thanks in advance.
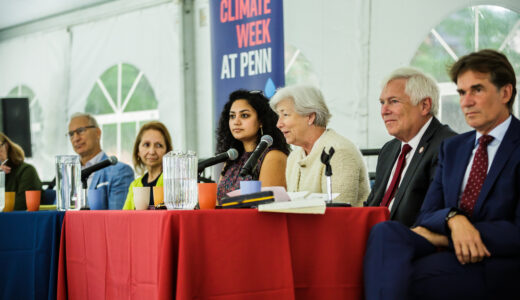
[102,123,117,155]
[121,63,139,102]
[284,43,319,86]
[441,95,472,134]
[121,122,136,166]
[85,83,114,114]
[99,65,118,104]
[478,6,520,50]
[124,75,158,112]
[411,32,453,82]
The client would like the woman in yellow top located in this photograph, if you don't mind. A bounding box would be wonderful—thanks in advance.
[123,121,173,210]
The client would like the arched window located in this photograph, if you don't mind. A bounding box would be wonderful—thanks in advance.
[411,5,520,133]
[7,85,42,157]
[85,63,159,165]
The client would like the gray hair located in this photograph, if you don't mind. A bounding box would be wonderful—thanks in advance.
[381,67,439,116]
[69,112,100,128]
[270,84,331,127]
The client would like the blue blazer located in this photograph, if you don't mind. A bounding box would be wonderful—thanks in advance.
[416,115,520,258]
[89,153,135,210]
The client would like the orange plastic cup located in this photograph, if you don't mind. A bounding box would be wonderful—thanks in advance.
[4,192,15,212]
[198,183,217,209]
[26,190,41,211]
[153,186,164,207]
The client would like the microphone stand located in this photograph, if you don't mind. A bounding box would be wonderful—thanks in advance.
[320,147,351,207]
[79,177,90,210]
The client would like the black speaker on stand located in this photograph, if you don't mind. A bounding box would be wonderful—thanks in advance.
[0,98,32,157]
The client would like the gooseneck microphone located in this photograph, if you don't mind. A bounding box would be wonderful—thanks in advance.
[198,148,239,173]
[81,156,118,182]
[239,135,273,177]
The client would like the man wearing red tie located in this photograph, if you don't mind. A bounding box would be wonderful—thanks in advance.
[364,49,520,299]
[366,67,455,227]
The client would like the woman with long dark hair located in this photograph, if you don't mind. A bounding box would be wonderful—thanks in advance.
[216,89,290,201]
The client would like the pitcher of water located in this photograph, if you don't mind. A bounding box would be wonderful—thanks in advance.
[56,155,83,211]
[163,150,198,209]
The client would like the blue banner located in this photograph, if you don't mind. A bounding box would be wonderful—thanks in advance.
[209,0,285,121]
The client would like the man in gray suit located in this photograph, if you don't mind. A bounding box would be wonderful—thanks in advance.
[366,67,456,226]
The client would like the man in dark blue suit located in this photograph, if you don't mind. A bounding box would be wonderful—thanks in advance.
[364,49,520,300]
[68,113,134,209]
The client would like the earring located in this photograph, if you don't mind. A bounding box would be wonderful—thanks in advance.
[260,126,264,136]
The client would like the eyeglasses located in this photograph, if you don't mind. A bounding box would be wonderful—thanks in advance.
[249,90,264,95]
[66,126,96,138]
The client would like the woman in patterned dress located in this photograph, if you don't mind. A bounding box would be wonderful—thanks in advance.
[215,90,290,202]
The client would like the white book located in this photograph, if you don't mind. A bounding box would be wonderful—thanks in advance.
[258,198,326,214]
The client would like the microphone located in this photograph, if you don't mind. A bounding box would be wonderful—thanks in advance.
[81,156,118,182]
[198,148,239,173]
[239,135,273,177]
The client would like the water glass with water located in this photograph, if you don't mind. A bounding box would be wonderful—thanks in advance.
[56,155,83,211]
[163,150,198,209]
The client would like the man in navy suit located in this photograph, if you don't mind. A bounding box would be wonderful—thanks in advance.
[68,113,134,209]
[364,49,520,299]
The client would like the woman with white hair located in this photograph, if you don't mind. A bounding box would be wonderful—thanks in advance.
[270,85,369,206]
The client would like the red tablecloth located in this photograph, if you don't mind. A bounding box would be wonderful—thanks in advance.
[57,207,388,299]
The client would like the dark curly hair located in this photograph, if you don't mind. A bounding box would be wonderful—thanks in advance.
[216,89,290,166]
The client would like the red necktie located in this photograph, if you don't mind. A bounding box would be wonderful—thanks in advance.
[380,144,412,207]
[459,135,494,215]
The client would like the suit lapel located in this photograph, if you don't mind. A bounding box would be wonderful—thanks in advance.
[447,133,475,207]
[88,153,107,189]
[473,117,520,217]
[375,142,401,205]
[390,118,439,216]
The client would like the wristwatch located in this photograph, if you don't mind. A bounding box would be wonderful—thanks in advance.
[445,209,459,222]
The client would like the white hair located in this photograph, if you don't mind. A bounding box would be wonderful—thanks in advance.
[270,84,331,127]
[69,112,100,128]
[381,67,439,116]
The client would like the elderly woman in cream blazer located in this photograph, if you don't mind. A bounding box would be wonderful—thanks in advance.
[270,85,369,206]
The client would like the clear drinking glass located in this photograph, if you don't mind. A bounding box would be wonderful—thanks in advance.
[56,155,82,211]
[163,150,198,210]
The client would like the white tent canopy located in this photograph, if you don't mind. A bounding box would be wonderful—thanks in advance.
[0,0,519,180]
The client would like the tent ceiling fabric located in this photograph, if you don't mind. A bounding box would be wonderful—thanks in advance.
[0,0,113,30]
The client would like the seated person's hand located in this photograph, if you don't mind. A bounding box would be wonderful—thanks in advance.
[447,215,491,265]
[411,226,449,247]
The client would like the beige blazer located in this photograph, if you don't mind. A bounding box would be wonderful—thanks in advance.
[286,129,369,206]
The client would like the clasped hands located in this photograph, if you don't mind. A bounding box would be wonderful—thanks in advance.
[411,215,490,265]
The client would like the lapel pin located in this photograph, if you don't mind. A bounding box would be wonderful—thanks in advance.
[419,146,424,154]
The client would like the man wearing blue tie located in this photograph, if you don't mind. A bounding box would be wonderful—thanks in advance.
[364,49,520,299]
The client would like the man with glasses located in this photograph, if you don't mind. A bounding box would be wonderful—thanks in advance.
[68,113,134,209]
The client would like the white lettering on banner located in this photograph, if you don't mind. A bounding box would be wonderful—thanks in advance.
[239,47,272,77]
[220,53,238,79]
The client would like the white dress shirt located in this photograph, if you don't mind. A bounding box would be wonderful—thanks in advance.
[459,115,512,198]
[386,117,433,210]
